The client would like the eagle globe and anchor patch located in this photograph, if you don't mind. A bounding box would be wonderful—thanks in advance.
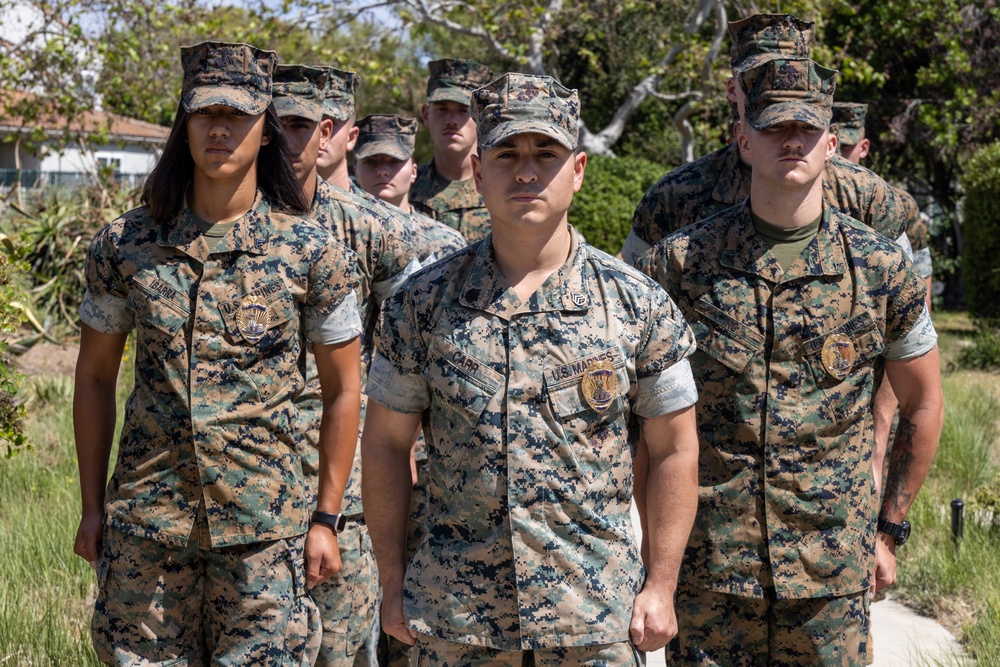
[235,294,271,343]
[581,360,618,413]
[821,333,856,380]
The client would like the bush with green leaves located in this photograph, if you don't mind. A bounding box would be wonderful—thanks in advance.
[568,154,670,256]
[957,322,1000,371]
[962,142,1000,321]
[0,233,29,456]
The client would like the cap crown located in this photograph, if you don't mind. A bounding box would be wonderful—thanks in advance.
[830,102,868,144]
[181,41,276,114]
[272,65,329,121]
[740,58,837,131]
[470,73,580,151]
[729,14,815,72]
[426,59,495,104]
[322,67,360,120]
[354,114,418,160]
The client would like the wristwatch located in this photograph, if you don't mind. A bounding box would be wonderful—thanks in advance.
[877,517,911,546]
[311,510,347,534]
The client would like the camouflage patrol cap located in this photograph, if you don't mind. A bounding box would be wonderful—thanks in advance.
[272,65,329,122]
[426,59,495,105]
[180,41,276,115]
[354,114,417,161]
[321,67,360,121]
[729,14,815,72]
[739,58,837,131]
[470,73,580,151]
[830,102,868,145]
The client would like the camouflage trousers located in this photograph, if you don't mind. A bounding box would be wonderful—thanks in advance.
[92,521,320,666]
[666,585,869,666]
[384,462,430,667]
[309,516,381,666]
[411,634,646,666]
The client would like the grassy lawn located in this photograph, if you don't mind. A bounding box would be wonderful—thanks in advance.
[1,315,998,663]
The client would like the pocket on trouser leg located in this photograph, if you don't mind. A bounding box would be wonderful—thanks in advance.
[90,526,113,665]
[283,554,322,667]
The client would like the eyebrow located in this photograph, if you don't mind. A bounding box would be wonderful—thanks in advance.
[493,137,560,149]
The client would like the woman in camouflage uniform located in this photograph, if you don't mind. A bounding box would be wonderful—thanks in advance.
[72,41,363,665]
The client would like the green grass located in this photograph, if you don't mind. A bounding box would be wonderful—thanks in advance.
[892,315,1000,665]
[0,361,132,665]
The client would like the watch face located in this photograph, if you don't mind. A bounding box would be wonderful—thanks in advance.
[897,520,911,545]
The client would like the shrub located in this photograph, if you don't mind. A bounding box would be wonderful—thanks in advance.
[962,142,1000,321]
[568,154,670,256]
[957,321,1000,370]
[0,233,29,456]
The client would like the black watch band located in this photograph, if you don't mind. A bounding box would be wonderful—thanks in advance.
[877,517,911,546]
[311,510,347,534]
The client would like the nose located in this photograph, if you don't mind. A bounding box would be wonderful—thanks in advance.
[515,156,538,183]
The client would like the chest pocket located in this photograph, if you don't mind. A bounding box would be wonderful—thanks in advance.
[544,347,631,483]
[691,299,764,374]
[127,269,190,339]
[802,311,885,425]
[422,338,502,489]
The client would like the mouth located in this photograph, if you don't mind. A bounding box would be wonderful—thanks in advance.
[206,145,231,155]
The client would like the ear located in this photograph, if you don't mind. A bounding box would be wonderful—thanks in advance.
[726,77,738,104]
[471,152,483,192]
[408,159,418,186]
[318,118,334,149]
[572,151,587,193]
[737,126,752,162]
[260,133,271,147]
[420,104,430,125]
[825,130,838,161]
[346,124,360,151]
[858,137,871,160]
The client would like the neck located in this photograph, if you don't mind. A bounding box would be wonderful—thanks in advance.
[392,193,410,212]
[319,160,351,191]
[300,166,319,203]
[189,168,258,224]
[491,217,572,302]
[433,149,474,181]
[749,173,825,230]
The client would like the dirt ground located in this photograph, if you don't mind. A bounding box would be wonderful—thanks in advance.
[14,341,80,377]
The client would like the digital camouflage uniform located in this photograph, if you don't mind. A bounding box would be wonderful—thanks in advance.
[623,15,911,266]
[830,102,932,281]
[82,188,361,664]
[634,57,939,667]
[367,73,699,663]
[274,67,418,667]
[410,59,495,243]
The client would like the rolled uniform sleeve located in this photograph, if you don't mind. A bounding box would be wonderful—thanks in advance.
[883,253,938,360]
[632,284,698,417]
[80,225,133,334]
[366,289,431,413]
[303,235,363,345]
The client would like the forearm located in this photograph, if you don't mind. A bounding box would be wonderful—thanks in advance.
[314,387,361,514]
[73,371,117,515]
[871,372,898,496]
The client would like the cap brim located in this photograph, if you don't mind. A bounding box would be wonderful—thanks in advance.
[747,101,830,131]
[354,141,412,161]
[834,128,863,145]
[732,52,788,73]
[427,89,472,105]
[322,102,353,121]
[273,96,324,122]
[478,120,576,151]
[183,87,269,115]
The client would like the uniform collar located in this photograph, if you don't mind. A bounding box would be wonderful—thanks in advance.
[721,202,846,282]
[158,190,271,260]
[712,142,751,206]
[459,226,591,319]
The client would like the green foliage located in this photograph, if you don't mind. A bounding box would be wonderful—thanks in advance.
[957,325,1000,372]
[0,232,29,457]
[568,154,667,255]
[961,143,1000,320]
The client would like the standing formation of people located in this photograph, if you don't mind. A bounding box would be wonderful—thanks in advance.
[74,12,944,667]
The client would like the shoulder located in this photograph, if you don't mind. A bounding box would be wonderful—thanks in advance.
[826,155,892,193]
[94,206,156,251]
[643,145,732,197]
[834,209,908,267]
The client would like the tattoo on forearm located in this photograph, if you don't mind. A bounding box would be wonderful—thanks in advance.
[882,417,917,515]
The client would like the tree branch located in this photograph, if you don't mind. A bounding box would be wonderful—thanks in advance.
[401,0,519,63]
[526,0,563,74]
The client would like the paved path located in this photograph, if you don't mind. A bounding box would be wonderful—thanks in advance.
[631,505,971,666]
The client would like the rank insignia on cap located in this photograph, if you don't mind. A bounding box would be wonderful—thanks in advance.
[236,294,271,343]
[821,333,855,380]
[581,360,618,413]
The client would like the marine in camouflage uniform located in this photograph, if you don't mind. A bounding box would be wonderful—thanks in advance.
[362,73,701,665]
[410,58,495,243]
[622,14,912,266]
[273,65,419,667]
[77,42,364,665]
[636,57,943,666]
[830,102,933,297]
